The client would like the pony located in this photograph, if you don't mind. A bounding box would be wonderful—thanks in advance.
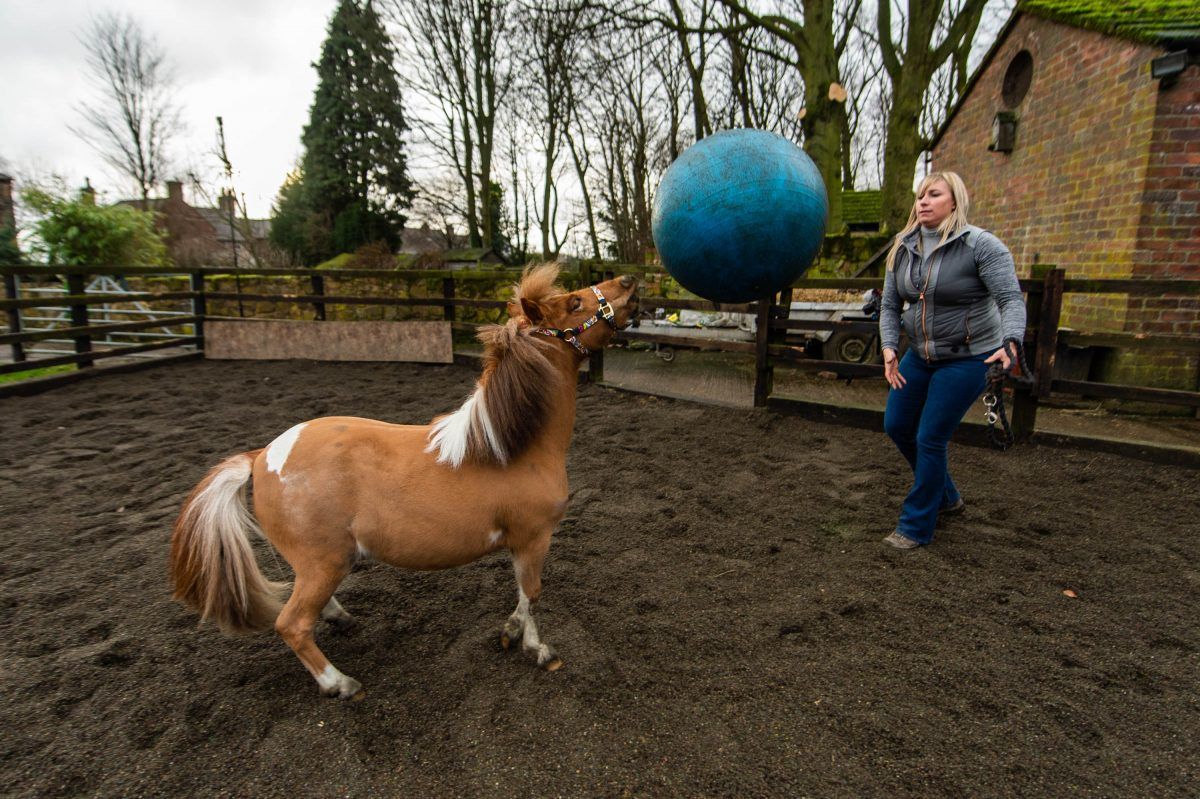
[169,264,639,700]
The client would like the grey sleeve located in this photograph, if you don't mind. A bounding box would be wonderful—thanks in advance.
[879,263,903,352]
[975,232,1026,343]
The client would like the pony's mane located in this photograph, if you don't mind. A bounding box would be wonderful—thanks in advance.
[513,261,563,308]
[426,264,567,469]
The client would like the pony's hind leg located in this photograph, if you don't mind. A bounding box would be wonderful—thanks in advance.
[502,534,562,671]
[321,595,356,632]
[275,564,364,700]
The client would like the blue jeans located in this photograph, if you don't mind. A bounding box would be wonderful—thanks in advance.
[884,350,989,544]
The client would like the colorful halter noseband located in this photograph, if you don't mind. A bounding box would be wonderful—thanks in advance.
[532,285,616,356]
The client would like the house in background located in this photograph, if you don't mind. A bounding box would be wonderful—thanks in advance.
[395,224,507,269]
[115,179,271,268]
[929,0,1199,388]
[399,223,466,255]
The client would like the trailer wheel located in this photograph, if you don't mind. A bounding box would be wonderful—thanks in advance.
[825,331,880,364]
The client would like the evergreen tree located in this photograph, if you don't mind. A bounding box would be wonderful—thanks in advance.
[269,167,320,265]
[274,0,413,264]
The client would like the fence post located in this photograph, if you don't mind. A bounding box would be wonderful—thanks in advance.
[753,295,774,407]
[3,273,25,363]
[1034,267,1065,398]
[190,271,206,352]
[311,273,326,321]
[441,277,455,323]
[1009,265,1058,440]
[66,272,93,369]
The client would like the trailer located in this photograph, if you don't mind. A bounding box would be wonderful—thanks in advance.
[632,295,881,364]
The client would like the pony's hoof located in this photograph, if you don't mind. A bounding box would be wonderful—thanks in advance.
[320,675,363,701]
[500,633,512,650]
[537,646,562,671]
[327,615,358,634]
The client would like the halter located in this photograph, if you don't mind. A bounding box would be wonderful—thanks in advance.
[532,285,617,356]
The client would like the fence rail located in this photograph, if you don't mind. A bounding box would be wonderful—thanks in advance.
[2,264,1197,435]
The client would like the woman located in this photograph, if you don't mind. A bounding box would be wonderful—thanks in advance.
[878,172,1025,549]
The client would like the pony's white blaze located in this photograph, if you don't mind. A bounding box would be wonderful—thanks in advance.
[425,387,506,468]
[265,422,307,475]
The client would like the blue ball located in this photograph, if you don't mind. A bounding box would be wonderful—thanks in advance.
[651,129,828,303]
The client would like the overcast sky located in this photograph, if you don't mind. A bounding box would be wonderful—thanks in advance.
[0,0,335,217]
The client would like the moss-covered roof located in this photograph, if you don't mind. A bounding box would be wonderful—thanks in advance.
[842,190,882,226]
[1020,0,1200,45]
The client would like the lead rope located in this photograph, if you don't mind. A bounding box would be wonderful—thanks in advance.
[983,337,1032,451]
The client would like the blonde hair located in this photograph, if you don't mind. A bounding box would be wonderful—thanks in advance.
[885,172,971,271]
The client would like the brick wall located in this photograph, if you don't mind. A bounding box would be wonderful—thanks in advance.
[934,13,1199,392]
[1112,62,1200,388]
[934,13,1161,332]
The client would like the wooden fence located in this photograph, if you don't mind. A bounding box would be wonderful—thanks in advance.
[3,263,1198,443]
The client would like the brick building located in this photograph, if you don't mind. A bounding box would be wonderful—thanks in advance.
[116,179,271,268]
[929,0,1199,388]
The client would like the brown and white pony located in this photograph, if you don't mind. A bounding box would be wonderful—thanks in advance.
[170,264,638,699]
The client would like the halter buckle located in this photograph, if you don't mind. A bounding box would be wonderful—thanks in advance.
[592,286,615,327]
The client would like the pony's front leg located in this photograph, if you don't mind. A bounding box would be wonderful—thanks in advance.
[502,535,562,671]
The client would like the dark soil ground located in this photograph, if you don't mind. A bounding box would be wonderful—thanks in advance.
[1,359,1198,799]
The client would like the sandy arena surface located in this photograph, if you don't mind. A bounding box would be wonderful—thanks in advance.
[1,359,1197,798]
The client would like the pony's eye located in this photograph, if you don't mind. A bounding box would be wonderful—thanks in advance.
[570,296,582,311]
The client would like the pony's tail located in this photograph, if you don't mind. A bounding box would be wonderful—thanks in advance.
[169,450,287,634]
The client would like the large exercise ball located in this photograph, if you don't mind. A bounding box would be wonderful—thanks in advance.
[651,129,828,303]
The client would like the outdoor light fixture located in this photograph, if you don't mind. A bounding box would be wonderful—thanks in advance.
[989,111,1017,153]
[1150,51,1188,86]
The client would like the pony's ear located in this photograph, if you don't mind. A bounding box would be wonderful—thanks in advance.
[520,297,546,324]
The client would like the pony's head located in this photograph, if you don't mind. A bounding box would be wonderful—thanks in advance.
[428,264,637,469]
[508,263,639,356]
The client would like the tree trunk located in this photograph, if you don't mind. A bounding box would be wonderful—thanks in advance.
[879,81,925,233]
[875,0,992,233]
[798,0,844,234]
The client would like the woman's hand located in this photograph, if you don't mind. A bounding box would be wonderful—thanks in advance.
[883,348,906,389]
[984,344,1012,371]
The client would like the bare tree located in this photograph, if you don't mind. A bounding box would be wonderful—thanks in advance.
[835,1,886,189]
[709,4,805,137]
[591,28,668,264]
[514,0,600,257]
[72,13,182,208]
[389,0,514,250]
[876,0,992,231]
[563,54,607,259]
[711,0,858,233]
